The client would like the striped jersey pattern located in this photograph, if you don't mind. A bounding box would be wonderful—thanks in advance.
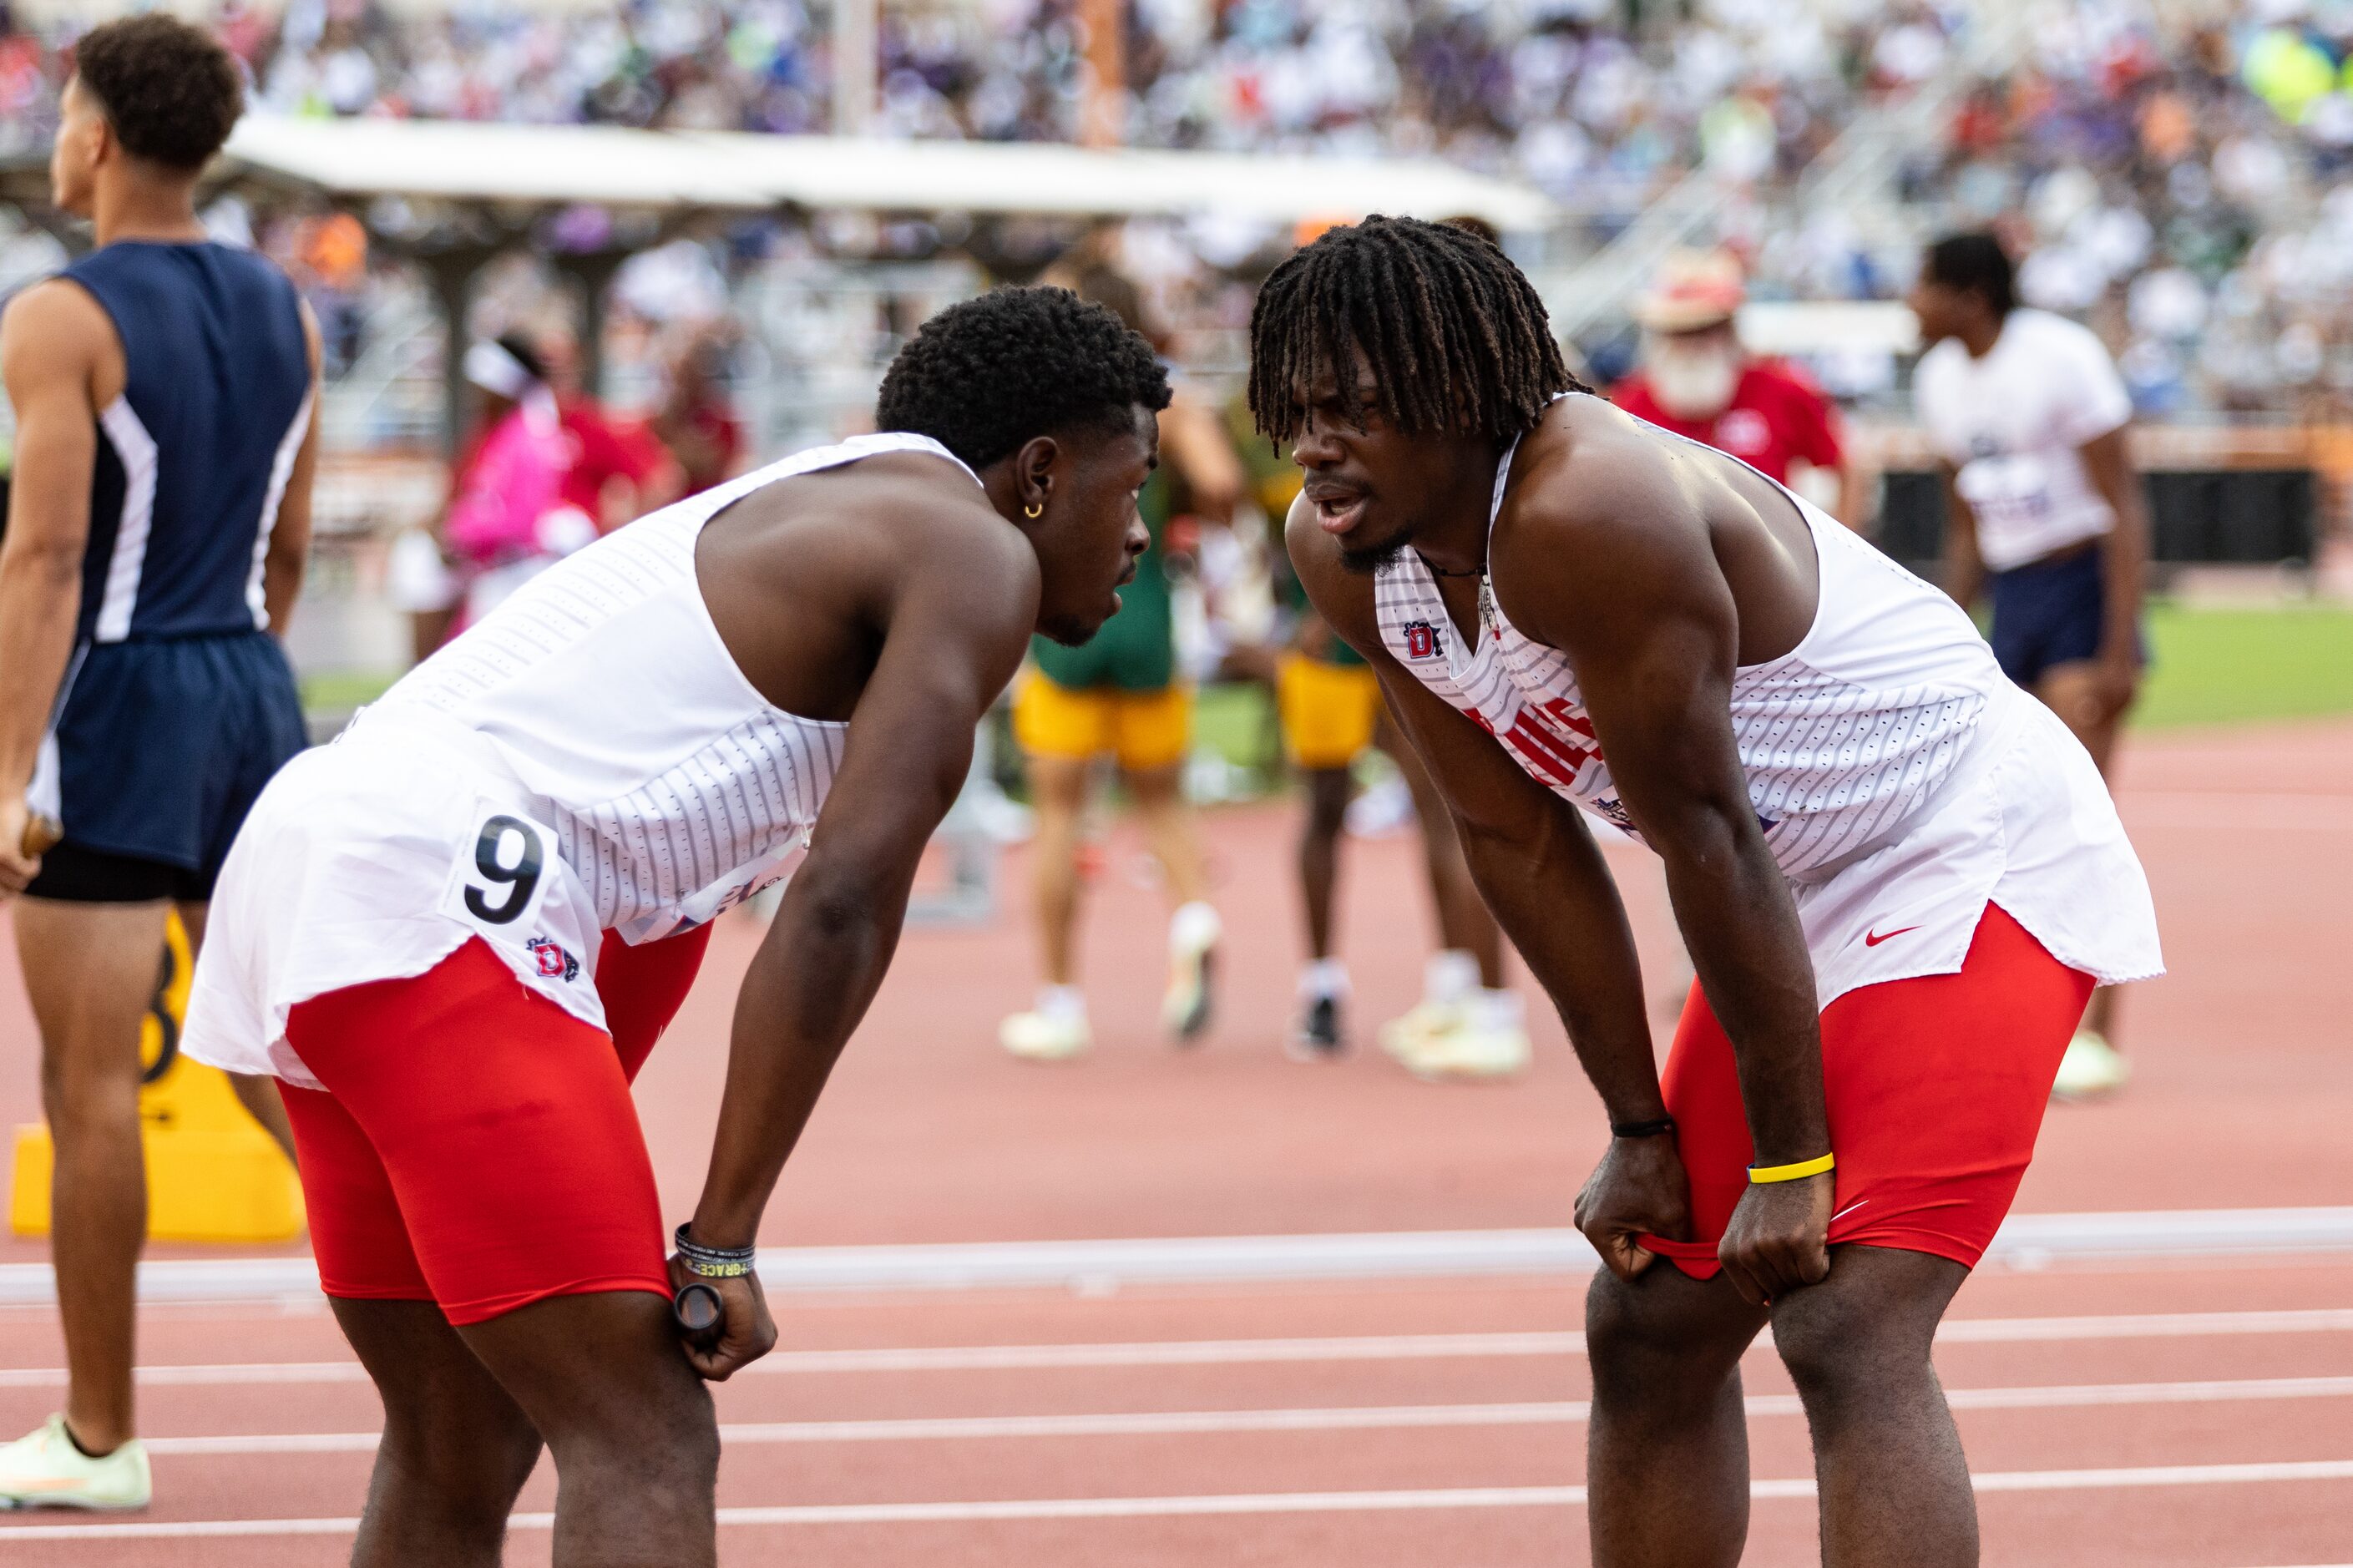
[385,503,848,933]
[1375,554,1984,876]
[372,432,975,938]
[1374,408,1998,879]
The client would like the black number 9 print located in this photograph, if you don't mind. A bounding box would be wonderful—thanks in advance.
[464,815,544,924]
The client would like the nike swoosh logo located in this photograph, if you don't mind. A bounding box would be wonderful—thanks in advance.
[1864,925,1922,947]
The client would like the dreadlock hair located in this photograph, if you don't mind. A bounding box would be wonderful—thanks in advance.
[1248,215,1585,446]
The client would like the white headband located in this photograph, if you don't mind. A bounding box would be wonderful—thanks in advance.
[463,340,538,400]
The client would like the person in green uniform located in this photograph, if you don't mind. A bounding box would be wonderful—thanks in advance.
[1233,392,1524,1076]
[1000,268,1237,1062]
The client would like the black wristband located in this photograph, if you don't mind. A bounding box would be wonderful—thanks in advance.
[1609,1115,1676,1141]
[674,1222,757,1279]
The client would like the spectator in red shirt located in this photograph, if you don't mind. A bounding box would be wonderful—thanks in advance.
[539,330,683,532]
[1612,250,1863,526]
[650,330,746,497]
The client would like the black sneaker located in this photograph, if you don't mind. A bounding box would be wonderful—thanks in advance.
[1288,993,1346,1060]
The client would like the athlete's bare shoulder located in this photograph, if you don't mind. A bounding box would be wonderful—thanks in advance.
[0,276,120,405]
[1504,395,1713,557]
[1500,395,1816,665]
[700,449,1038,721]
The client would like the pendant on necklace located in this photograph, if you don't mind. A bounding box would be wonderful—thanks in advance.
[1478,578,1495,640]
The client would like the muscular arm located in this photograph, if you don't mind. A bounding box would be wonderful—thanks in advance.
[261,302,326,636]
[2077,425,2148,707]
[1160,392,1245,527]
[1498,437,1831,1299]
[681,515,1034,1370]
[1938,462,1985,613]
[1286,499,1688,1275]
[0,282,109,893]
[1505,441,1828,1163]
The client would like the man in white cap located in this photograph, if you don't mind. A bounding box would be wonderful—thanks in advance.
[1613,250,1860,526]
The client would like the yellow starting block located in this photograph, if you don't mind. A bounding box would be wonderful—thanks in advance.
[10,911,305,1244]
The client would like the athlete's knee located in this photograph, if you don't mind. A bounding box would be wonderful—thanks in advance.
[38,1054,141,1144]
[377,1401,542,1530]
[551,1373,717,1502]
[1770,1264,1945,1409]
[1586,1270,1750,1410]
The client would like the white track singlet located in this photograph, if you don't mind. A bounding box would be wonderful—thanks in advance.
[185,433,980,1087]
[1374,401,2162,1008]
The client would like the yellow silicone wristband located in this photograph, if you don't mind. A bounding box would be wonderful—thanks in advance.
[1747,1152,1835,1184]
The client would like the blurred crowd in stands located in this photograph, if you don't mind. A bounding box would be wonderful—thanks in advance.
[10,0,2353,417]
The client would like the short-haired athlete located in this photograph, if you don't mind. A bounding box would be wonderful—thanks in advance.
[1254,216,2162,1567]
[0,15,317,1509]
[179,286,1167,1565]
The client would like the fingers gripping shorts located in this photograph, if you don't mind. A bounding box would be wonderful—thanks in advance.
[1639,903,2093,1280]
[279,924,711,1325]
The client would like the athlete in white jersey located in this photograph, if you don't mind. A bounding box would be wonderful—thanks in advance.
[180,287,1170,1566]
[1252,218,2159,1568]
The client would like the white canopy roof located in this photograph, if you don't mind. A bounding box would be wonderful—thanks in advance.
[220,114,1556,230]
[222,118,772,210]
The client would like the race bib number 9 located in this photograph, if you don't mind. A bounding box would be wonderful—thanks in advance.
[442,805,557,937]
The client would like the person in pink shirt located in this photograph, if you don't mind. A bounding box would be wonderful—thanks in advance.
[440,336,598,630]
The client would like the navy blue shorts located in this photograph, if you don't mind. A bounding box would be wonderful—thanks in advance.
[1986,544,2143,690]
[26,630,306,903]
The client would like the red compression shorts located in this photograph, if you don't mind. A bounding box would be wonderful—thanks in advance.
[280,925,711,1325]
[1638,903,2093,1280]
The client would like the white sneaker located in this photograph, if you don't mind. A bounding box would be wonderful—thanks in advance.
[1408,1021,1533,1081]
[1161,902,1220,1044]
[1378,999,1465,1065]
[0,1416,150,1510]
[1000,1009,1090,1062]
[2052,1029,2128,1100]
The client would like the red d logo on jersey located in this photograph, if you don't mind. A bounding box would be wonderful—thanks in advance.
[1402,620,1440,660]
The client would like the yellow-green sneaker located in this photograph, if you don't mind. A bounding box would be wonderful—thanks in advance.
[2051,1029,2129,1101]
[1377,1000,1465,1065]
[0,1416,150,1510]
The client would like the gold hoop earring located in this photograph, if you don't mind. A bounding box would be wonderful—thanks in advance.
[1024,501,1043,519]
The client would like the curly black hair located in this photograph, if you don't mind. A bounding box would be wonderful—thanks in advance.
[876,286,1171,471]
[1247,215,1582,445]
[73,14,244,172]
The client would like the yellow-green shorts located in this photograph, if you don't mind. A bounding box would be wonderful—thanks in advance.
[1013,668,1192,773]
[1277,655,1382,771]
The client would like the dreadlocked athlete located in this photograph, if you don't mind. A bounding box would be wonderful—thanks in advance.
[1252,216,2161,1568]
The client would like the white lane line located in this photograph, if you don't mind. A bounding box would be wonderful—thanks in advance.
[10,1306,2348,1391]
[14,1207,2353,1304]
[1934,1308,2353,1344]
[131,1374,2353,1456]
[7,1461,2353,1540]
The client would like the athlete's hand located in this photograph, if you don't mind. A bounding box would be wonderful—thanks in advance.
[668,1256,777,1382]
[0,798,41,898]
[1715,1171,1834,1307]
[2091,652,2140,723]
[1574,1133,1692,1282]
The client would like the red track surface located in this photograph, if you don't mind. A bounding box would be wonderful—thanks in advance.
[0,717,2345,1565]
